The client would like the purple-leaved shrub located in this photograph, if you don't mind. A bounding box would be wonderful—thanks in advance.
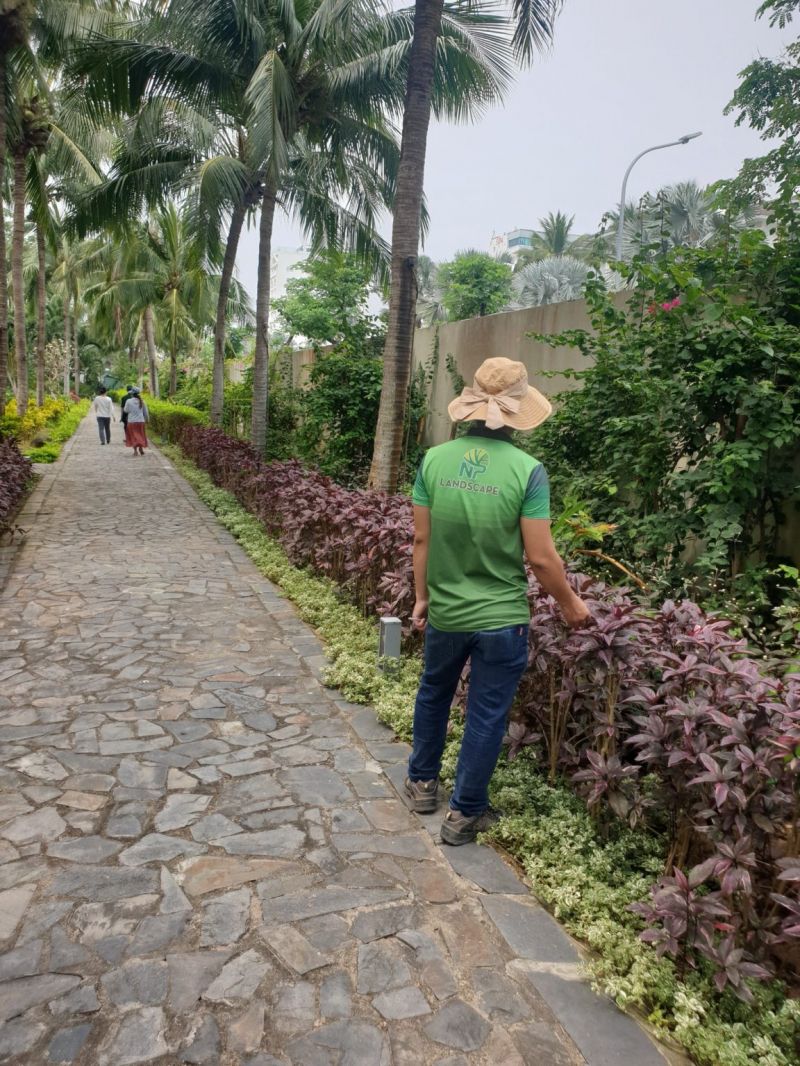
[0,434,33,533]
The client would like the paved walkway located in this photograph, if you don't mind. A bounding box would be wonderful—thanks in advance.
[0,415,666,1066]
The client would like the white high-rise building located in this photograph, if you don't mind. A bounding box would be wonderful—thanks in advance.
[489,228,536,261]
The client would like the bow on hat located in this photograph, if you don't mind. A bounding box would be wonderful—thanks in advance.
[453,379,525,430]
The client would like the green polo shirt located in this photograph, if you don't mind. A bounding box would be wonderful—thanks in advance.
[412,426,550,632]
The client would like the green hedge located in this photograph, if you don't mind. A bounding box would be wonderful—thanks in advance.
[144,397,207,442]
[24,400,91,463]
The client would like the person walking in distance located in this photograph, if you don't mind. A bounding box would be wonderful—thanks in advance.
[120,384,134,444]
[123,387,149,457]
[405,357,590,845]
[91,386,115,445]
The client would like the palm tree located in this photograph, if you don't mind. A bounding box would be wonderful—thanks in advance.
[510,254,591,307]
[368,0,565,491]
[76,0,512,449]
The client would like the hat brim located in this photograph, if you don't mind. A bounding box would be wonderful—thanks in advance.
[447,384,552,431]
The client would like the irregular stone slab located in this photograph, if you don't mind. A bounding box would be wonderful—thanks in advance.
[159,866,192,914]
[306,1020,389,1066]
[219,758,277,778]
[129,911,189,955]
[167,951,232,1011]
[190,813,242,842]
[154,794,211,831]
[178,856,303,896]
[228,1002,266,1053]
[167,768,198,790]
[49,926,90,969]
[0,795,33,823]
[214,827,305,858]
[0,1017,46,1059]
[300,913,352,953]
[200,887,250,946]
[48,984,100,1016]
[473,967,531,1024]
[351,903,416,943]
[262,924,331,975]
[356,941,412,994]
[164,722,212,743]
[203,949,271,1004]
[116,759,168,790]
[409,863,458,904]
[2,807,67,844]
[372,986,431,1020]
[56,791,108,811]
[273,981,316,1035]
[106,814,142,839]
[47,835,122,863]
[0,884,35,940]
[0,973,81,1023]
[242,712,277,733]
[443,844,528,895]
[101,959,168,1006]
[100,1006,168,1065]
[424,999,491,1052]
[319,971,352,1020]
[17,900,72,944]
[8,752,68,782]
[47,1022,92,1062]
[62,773,116,793]
[119,833,205,867]
[260,886,406,925]
[180,1014,220,1064]
[280,766,353,807]
[51,865,158,901]
[0,938,42,980]
[331,832,429,860]
[360,799,414,833]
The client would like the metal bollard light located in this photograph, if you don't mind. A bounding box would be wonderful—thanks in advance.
[378,616,402,675]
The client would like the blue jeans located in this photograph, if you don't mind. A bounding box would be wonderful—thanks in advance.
[97,417,111,444]
[408,623,529,817]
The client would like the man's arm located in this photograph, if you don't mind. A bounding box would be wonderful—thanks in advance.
[521,518,590,628]
[412,505,431,632]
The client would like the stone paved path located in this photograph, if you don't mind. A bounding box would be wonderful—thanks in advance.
[0,415,665,1066]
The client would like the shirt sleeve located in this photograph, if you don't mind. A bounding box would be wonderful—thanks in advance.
[521,463,550,519]
[411,458,430,508]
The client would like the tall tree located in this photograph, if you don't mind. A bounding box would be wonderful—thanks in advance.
[368,0,564,490]
[436,249,512,319]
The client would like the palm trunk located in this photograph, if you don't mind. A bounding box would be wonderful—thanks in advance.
[12,148,29,412]
[250,184,277,452]
[367,0,444,492]
[211,200,247,426]
[0,52,9,416]
[136,337,144,388]
[36,223,46,406]
[169,341,177,398]
[62,297,71,396]
[144,306,158,397]
[72,299,80,396]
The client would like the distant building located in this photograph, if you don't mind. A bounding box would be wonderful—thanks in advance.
[489,229,536,261]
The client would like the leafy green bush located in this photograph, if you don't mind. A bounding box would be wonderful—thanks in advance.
[24,400,90,463]
[145,397,206,442]
[527,234,800,624]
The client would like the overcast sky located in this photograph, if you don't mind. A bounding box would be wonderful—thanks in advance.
[235,0,791,295]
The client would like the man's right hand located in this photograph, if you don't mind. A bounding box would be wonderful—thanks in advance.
[411,599,429,632]
[561,595,591,629]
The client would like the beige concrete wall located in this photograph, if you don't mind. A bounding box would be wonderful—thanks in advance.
[412,297,614,447]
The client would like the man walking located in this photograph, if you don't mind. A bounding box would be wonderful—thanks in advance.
[406,357,590,845]
[90,386,115,446]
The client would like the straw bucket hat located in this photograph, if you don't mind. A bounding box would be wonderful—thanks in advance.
[448,357,552,432]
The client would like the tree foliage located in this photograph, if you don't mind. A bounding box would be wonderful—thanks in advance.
[436,249,512,320]
[273,251,379,349]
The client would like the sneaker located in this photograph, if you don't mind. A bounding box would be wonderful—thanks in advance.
[404,777,439,814]
[440,807,500,846]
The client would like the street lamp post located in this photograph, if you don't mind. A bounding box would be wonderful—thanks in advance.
[615,132,703,261]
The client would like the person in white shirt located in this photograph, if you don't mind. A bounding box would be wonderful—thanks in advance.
[90,387,115,445]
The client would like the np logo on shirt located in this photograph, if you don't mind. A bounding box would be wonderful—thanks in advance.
[460,447,489,481]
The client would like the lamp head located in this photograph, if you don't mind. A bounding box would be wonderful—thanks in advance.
[679,131,703,144]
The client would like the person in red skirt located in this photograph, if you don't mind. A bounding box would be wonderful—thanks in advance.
[122,387,149,456]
